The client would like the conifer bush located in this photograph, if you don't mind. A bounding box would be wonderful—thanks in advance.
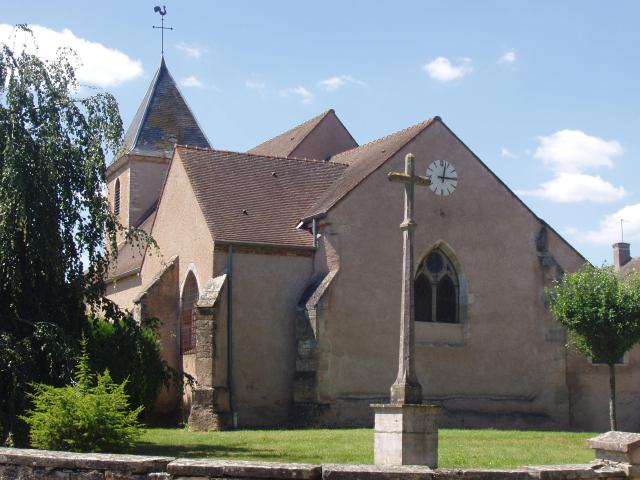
[22,340,142,452]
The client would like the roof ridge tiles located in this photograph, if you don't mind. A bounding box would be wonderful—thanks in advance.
[331,116,437,161]
[176,144,347,166]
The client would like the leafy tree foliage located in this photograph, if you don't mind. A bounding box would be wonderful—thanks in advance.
[549,264,640,430]
[22,338,142,452]
[86,314,175,416]
[0,28,157,445]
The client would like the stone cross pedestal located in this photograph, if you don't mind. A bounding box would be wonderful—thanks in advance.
[372,153,440,468]
[372,404,440,467]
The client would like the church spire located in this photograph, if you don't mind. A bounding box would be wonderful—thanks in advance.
[118,56,211,161]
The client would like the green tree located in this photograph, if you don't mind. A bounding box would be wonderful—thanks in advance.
[22,338,142,452]
[549,264,640,430]
[0,27,148,444]
[86,314,177,416]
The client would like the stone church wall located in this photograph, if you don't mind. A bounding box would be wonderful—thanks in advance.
[133,256,180,415]
[139,151,214,294]
[567,346,640,432]
[135,151,215,419]
[213,247,314,427]
[105,273,143,312]
[306,121,583,428]
[548,232,640,432]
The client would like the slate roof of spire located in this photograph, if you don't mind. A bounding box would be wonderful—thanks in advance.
[248,110,334,158]
[107,56,210,174]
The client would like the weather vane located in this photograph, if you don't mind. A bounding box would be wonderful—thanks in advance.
[153,5,173,56]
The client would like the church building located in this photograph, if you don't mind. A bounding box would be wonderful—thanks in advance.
[105,57,640,432]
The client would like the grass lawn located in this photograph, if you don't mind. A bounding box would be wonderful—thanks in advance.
[128,428,596,468]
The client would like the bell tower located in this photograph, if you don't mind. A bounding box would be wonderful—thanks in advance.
[106,56,210,239]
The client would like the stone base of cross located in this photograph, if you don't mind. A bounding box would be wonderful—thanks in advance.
[371,404,440,467]
[370,153,441,467]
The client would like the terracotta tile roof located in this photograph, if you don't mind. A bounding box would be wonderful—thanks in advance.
[109,211,156,279]
[108,57,210,175]
[620,258,640,277]
[248,110,333,158]
[177,146,347,247]
[301,117,437,221]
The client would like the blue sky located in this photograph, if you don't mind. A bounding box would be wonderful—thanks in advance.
[3,1,640,265]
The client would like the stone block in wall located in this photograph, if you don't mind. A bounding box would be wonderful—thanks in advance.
[188,387,231,431]
[167,458,321,479]
[0,448,173,475]
[588,431,640,465]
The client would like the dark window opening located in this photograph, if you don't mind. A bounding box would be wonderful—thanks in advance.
[437,275,457,323]
[114,179,121,216]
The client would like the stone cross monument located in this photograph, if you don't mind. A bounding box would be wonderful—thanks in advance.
[371,153,441,467]
[387,153,430,404]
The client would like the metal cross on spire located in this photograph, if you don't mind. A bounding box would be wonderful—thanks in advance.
[153,5,173,56]
[387,153,431,404]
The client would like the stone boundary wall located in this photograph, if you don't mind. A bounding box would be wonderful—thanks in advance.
[0,447,631,480]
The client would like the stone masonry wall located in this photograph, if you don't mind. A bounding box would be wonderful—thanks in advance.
[0,447,630,480]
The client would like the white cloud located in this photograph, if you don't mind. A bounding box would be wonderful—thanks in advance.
[245,80,266,92]
[317,74,366,92]
[280,86,314,104]
[519,129,627,203]
[499,51,517,64]
[517,173,627,203]
[501,147,517,159]
[180,75,204,88]
[176,42,202,59]
[534,129,623,173]
[0,24,142,87]
[423,56,473,82]
[574,204,640,245]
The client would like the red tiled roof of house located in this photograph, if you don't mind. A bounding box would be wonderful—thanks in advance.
[177,146,347,247]
[620,258,640,277]
[301,117,438,221]
[248,110,334,158]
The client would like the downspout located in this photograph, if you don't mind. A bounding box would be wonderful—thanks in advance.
[312,218,318,249]
[226,244,236,427]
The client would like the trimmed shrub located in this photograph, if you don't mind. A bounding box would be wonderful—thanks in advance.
[22,339,142,452]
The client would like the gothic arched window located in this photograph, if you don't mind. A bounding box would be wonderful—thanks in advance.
[114,179,121,216]
[180,272,199,354]
[415,250,459,323]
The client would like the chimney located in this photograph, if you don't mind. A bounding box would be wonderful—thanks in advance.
[613,242,631,270]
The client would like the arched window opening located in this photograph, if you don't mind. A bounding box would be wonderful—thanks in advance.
[114,179,121,216]
[415,250,459,324]
[180,272,199,354]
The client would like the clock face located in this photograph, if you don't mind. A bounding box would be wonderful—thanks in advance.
[426,160,458,196]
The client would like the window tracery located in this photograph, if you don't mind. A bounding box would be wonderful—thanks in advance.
[415,250,459,323]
